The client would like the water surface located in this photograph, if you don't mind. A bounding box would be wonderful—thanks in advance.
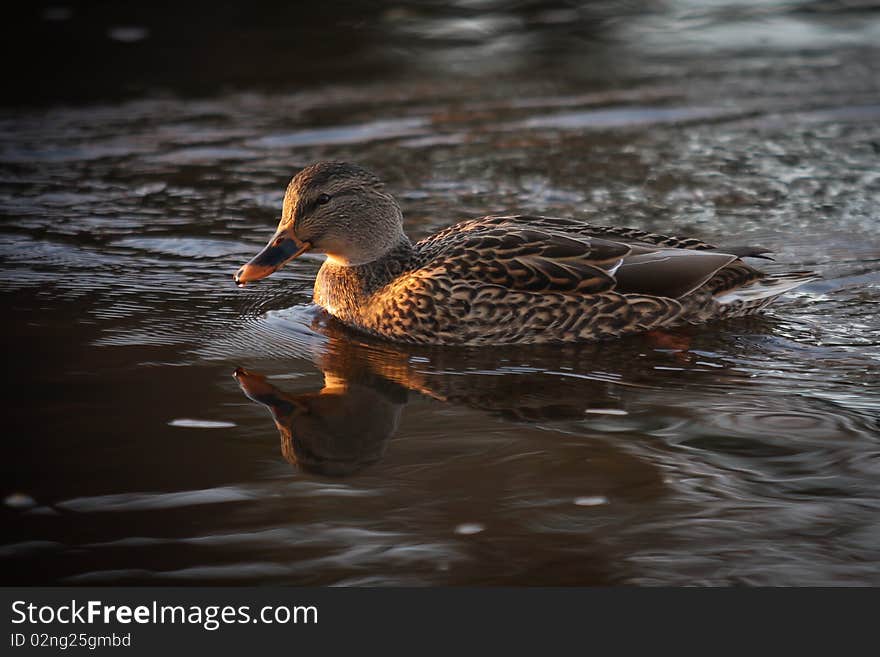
[2,1,879,585]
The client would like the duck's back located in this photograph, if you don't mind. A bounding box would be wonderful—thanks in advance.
[325,215,816,345]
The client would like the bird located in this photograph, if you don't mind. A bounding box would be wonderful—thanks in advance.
[233,161,817,345]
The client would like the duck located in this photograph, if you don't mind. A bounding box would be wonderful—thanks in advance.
[234,161,817,345]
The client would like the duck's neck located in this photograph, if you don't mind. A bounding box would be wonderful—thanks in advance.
[314,236,415,320]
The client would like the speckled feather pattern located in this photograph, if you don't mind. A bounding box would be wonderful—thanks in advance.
[312,214,815,345]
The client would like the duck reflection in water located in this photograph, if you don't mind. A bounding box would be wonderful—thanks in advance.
[234,363,406,477]
[232,317,713,477]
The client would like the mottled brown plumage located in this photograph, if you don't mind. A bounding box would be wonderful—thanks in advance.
[234,162,817,345]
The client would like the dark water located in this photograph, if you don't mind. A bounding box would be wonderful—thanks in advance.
[2,1,880,585]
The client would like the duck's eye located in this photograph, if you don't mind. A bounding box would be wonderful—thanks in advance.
[316,193,331,205]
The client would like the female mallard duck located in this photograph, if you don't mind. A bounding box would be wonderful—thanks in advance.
[234,161,816,345]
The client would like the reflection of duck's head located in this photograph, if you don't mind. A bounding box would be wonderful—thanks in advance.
[233,366,405,476]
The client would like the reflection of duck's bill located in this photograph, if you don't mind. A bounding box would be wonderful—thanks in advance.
[233,367,281,404]
[233,367,307,415]
[233,229,311,286]
[232,367,273,401]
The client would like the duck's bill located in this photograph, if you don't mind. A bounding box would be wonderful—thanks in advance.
[234,231,311,285]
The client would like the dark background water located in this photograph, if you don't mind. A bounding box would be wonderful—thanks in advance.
[2,1,879,585]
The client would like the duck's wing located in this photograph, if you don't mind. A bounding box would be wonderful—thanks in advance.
[417,216,748,299]
[519,215,773,295]
[612,249,739,298]
[454,215,720,250]
[421,223,628,294]
[451,215,773,259]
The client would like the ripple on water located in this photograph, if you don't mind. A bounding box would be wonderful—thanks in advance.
[247,118,430,149]
[111,237,253,259]
[55,487,260,513]
[168,419,237,428]
[684,397,874,443]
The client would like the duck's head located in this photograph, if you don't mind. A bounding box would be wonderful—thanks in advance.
[234,161,405,285]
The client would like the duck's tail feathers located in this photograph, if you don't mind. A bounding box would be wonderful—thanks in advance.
[714,270,819,306]
[715,245,775,261]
